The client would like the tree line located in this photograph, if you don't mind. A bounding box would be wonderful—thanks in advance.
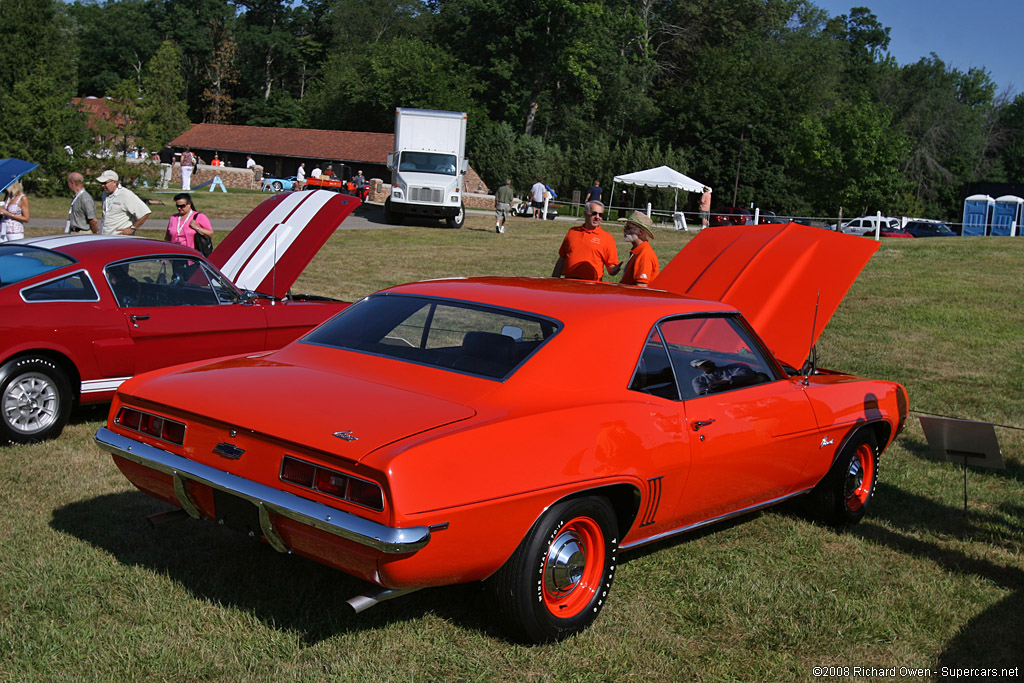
[1,0,1021,221]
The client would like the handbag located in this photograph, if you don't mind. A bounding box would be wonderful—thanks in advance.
[194,231,213,256]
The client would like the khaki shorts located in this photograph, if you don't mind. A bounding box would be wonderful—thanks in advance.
[496,203,511,220]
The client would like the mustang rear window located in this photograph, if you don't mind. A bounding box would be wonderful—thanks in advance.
[0,245,75,289]
[303,294,560,380]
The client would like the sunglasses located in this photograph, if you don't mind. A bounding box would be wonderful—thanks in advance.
[175,203,189,208]
[588,212,604,218]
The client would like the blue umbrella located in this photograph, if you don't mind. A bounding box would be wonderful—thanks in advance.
[544,184,558,198]
[0,158,39,194]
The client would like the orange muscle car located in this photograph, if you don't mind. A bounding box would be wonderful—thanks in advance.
[95,224,908,643]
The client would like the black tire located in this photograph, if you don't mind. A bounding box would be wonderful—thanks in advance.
[272,181,283,192]
[446,203,465,229]
[809,431,879,526]
[486,497,618,643]
[384,198,404,225]
[0,356,73,444]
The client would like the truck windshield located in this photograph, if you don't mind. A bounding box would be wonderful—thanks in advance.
[398,152,458,176]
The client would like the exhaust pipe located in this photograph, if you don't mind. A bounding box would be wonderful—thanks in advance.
[346,587,420,613]
[146,508,190,528]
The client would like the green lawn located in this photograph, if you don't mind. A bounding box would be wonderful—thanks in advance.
[2,219,1022,681]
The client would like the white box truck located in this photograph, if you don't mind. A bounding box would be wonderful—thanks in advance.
[385,108,468,229]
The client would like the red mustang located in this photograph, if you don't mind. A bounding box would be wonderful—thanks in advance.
[1,190,358,443]
[96,224,907,643]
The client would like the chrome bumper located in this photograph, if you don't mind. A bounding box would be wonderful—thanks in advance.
[94,427,430,555]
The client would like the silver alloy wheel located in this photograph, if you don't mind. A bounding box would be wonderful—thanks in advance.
[544,529,587,599]
[2,371,59,434]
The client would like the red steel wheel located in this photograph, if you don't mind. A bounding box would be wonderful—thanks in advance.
[844,442,876,513]
[809,430,879,526]
[540,515,606,618]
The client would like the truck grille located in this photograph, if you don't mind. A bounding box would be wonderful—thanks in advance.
[409,186,443,203]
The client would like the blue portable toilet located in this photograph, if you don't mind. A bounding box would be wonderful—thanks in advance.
[992,195,1023,236]
[961,194,995,236]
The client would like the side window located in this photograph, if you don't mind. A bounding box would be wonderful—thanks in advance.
[106,258,219,307]
[629,328,679,400]
[657,316,776,399]
[203,265,240,304]
[22,271,98,302]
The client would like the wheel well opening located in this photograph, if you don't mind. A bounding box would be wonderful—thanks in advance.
[4,351,80,404]
[565,484,641,538]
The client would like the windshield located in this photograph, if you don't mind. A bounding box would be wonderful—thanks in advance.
[0,244,75,289]
[398,152,458,176]
[303,294,560,380]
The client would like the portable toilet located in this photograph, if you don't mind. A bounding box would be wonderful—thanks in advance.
[961,194,995,236]
[992,195,1023,236]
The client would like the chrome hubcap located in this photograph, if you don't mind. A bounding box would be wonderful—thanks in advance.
[2,372,58,434]
[845,457,864,499]
[544,530,587,598]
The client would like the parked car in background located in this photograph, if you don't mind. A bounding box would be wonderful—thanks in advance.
[0,190,358,444]
[875,226,913,238]
[904,221,957,238]
[840,216,901,236]
[261,176,298,192]
[709,207,753,226]
[96,223,907,644]
[512,198,558,220]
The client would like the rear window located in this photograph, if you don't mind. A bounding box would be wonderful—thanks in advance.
[303,293,560,380]
[0,245,75,288]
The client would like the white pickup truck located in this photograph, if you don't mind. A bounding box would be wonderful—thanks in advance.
[840,215,901,236]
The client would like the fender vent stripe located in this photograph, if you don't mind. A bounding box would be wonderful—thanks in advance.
[640,476,663,527]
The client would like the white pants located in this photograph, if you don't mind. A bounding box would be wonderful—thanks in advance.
[181,165,193,190]
[160,164,172,189]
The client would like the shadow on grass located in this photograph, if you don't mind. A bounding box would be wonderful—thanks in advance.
[50,491,499,644]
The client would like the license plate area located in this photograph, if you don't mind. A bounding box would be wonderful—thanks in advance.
[213,489,261,537]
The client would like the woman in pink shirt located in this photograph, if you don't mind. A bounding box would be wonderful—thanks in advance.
[164,193,213,251]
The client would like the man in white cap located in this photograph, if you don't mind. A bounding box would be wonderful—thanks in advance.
[96,170,151,236]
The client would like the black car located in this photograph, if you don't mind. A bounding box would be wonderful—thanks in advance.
[904,221,957,237]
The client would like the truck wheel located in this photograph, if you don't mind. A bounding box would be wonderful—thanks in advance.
[486,497,618,643]
[384,198,404,225]
[446,203,465,229]
[0,356,73,444]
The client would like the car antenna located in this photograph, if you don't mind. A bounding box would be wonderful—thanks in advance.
[271,231,278,305]
[803,289,821,385]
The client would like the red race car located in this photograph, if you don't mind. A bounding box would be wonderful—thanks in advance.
[96,224,907,643]
[1,190,359,443]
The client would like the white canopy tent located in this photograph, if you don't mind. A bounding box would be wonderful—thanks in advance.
[610,165,709,214]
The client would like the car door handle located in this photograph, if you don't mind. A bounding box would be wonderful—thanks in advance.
[129,314,150,327]
[692,419,716,431]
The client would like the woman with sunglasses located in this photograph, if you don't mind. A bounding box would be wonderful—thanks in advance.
[165,193,213,252]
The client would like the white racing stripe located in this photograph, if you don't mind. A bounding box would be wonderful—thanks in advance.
[219,191,335,290]
[81,377,132,394]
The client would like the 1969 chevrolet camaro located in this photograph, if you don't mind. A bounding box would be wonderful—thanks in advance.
[95,224,908,643]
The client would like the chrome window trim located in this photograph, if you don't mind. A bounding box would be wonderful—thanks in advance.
[94,427,430,554]
[18,268,100,303]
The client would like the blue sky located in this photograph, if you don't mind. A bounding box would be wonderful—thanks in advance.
[813,0,1022,96]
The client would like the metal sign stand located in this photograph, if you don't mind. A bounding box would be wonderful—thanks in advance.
[918,416,1004,514]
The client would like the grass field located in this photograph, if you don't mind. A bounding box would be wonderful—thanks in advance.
[2,214,1022,681]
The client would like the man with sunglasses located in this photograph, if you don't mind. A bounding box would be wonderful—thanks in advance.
[551,201,622,281]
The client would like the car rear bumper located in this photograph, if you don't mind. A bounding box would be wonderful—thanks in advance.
[94,427,430,555]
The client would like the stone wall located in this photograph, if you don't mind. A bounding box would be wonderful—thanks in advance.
[168,164,259,190]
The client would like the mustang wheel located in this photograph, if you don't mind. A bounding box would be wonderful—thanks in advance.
[487,497,618,643]
[812,431,879,525]
[0,356,72,444]
[446,203,465,229]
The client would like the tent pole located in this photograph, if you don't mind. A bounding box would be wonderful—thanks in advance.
[610,182,616,216]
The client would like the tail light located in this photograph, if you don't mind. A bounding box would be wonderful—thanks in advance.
[280,456,384,511]
[115,407,186,446]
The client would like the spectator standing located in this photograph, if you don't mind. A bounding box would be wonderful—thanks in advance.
[310,165,323,180]
[180,147,196,190]
[699,186,712,229]
[65,172,98,234]
[353,170,367,198]
[96,170,151,236]
[246,155,256,170]
[585,180,602,204]
[494,179,514,234]
[211,154,221,166]
[158,143,174,189]
[551,201,621,281]
[531,179,546,219]
[296,163,306,191]
[619,211,659,287]
[165,193,213,251]
[0,181,29,242]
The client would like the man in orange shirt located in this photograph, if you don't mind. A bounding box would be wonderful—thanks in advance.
[620,211,659,287]
[552,201,621,281]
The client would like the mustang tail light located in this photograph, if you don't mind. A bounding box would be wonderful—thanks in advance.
[115,407,186,446]
[280,456,384,511]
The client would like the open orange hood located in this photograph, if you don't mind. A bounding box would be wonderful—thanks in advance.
[209,190,359,299]
[652,223,879,369]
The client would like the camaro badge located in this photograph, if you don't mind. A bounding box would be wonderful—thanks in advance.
[213,442,245,459]
[820,436,834,449]
[333,430,358,441]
